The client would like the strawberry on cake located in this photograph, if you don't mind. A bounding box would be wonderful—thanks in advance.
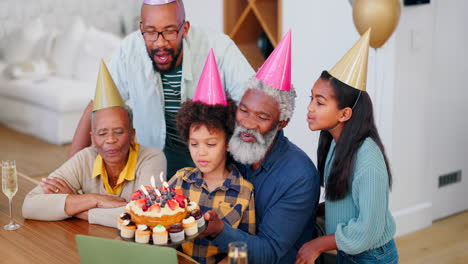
[125,185,193,229]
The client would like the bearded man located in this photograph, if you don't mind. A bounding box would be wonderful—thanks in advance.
[202,31,321,264]
[69,0,253,177]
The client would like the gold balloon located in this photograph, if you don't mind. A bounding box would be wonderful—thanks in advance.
[352,0,401,48]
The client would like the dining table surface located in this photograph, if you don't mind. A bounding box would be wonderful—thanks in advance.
[0,172,198,264]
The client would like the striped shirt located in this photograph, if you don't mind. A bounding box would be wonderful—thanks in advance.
[161,65,187,152]
[168,166,256,264]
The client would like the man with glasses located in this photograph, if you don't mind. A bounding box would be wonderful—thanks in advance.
[69,0,254,178]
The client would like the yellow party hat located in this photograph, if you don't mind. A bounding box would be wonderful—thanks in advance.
[329,28,371,91]
[93,60,124,111]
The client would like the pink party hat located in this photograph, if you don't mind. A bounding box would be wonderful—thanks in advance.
[143,0,175,5]
[255,30,292,91]
[193,49,227,106]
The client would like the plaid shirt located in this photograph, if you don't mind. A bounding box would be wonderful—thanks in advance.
[168,165,256,264]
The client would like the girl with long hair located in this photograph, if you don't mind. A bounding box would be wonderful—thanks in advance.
[296,30,398,264]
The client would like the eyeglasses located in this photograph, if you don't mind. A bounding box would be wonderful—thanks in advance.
[141,21,185,42]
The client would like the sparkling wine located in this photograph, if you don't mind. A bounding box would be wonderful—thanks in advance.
[228,251,248,264]
[228,241,248,264]
[2,166,17,198]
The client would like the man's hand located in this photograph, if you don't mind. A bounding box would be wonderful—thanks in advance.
[40,178,75,194]
[199,210,224,239]
[95,195,127,208]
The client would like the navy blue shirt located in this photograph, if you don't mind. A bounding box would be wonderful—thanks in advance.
[211,130,320,263]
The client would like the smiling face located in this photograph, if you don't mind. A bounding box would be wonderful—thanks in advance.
[307,78,345,132]
[188,125,228,176]
[140,2,189,73]
[91,107,135,166]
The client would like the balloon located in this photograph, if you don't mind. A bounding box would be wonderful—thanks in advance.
[352,0,401,48]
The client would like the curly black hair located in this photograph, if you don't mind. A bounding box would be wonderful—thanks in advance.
[176,98,237,143]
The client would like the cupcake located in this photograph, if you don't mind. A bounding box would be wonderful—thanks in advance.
[152,224,168,245]
[168,223,184,243]
[182,216,198,236]
[120,219,136,239]
[190,209,206,228]
[116,212,131,230]
[135,224,151,244]
[186,201,198,213]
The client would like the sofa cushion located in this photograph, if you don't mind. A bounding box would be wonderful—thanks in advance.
[74,26,121,82]
[3,18,46,64]
[50,17,87,79]
[0,76,94,112]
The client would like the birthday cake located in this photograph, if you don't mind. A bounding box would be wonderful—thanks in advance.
[125,185,190,229]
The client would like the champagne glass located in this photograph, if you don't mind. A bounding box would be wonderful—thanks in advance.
[228,241,248,264]
[2,160,20,230]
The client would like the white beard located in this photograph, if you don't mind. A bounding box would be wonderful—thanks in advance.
[229,124,278,165]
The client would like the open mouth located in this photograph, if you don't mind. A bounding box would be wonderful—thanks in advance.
[240,132,256,143]
[154,53,170,64]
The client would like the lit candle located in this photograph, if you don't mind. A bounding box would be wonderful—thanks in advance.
[140,185,153,203]
[155,189,161,197]
[159,171,165,185]
[150,175,158,192]
[159,171,169,190]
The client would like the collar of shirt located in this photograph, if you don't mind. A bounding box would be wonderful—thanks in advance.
[181,165,242,193]
[92,143,140,195]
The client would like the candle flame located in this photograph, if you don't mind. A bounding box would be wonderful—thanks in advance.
[159,171,164,183]
[150,175,156,188]
[140,185,149,196]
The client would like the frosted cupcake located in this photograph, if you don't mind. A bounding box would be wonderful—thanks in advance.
[120,219,136,239]
[168,223,184,243]
[182,216,198,236]
[116,212,131,230]
[135,224,151,244]
[186,201,199,213]
[152,224,168,245]
[190,209,205,228]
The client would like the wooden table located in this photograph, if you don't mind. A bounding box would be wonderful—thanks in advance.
[0,173,197,264]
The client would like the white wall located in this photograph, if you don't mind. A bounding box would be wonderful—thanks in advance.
[390,2,435,235]
[428,0,468,220]
[184,0,223,32]
[390,0,468,235]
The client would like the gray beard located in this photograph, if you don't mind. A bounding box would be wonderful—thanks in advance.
[229,124,278,165]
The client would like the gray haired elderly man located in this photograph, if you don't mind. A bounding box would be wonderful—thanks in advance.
[201,31,321,264]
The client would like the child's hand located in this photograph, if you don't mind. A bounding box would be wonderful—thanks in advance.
[198,210,224,239]
[295,239,321,264]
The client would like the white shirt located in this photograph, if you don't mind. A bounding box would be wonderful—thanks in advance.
[108,26,254,149]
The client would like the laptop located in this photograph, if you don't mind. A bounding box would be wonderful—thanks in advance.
[75,235,177,264]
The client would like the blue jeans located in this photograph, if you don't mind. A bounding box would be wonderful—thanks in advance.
[337,239,399,264]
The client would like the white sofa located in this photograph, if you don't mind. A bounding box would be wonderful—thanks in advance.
[0,17,121,145]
